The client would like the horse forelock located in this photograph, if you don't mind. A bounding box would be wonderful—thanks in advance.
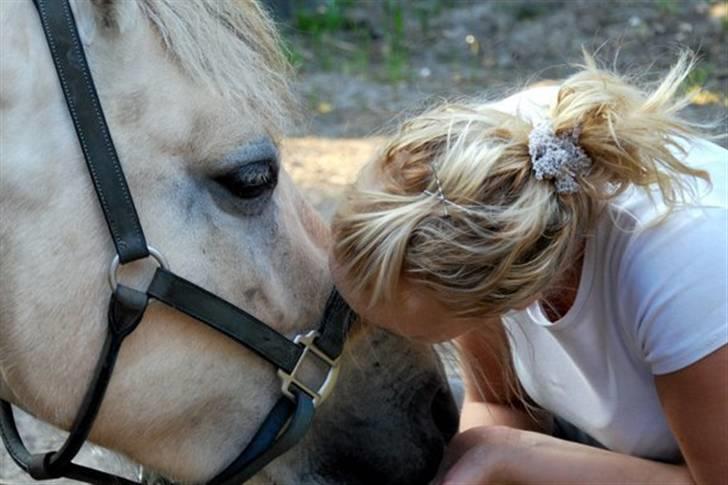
[131,0,294,133]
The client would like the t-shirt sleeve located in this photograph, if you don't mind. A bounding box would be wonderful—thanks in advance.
[620,207,728,375]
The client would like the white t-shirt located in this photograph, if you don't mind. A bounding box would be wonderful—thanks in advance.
[493,88,728,461]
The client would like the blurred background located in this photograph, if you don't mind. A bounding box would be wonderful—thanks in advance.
[272,0,727,217]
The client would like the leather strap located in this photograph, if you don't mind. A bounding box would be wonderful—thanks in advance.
[314,290,354,360]
[147,268,304,373]
[147,272,351,483]
[5,0,356,483]
[32,0,148,263]
[207,291,351,484]
[0,403,136,485]
[0,401,32,474]
[210,391,316,485]
[0,287,148,483]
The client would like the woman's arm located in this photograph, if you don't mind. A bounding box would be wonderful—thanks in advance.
[441,345,727,485]
[457,322,548,433]
[655,345,727,485]
[442,426,694,484]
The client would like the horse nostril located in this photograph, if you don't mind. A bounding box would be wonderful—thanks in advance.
[430,386,459,442]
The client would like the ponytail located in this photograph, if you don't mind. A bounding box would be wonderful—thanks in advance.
[552,51,709,207]
[332,52,711,317]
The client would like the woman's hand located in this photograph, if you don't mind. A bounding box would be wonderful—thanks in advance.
[437,426,694,485]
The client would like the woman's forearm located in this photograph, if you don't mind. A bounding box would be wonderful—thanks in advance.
[460,401,547,433]
[442,426,695,485]
[501,432,694,484]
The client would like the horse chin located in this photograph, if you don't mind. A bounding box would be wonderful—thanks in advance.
[260,328,460,485]
[140,470,175,485]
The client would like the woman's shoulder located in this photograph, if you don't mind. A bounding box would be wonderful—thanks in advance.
[602,141,728,374]
[605,137,727,288]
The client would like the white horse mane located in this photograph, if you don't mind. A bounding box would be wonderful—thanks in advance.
[95,0,293,131]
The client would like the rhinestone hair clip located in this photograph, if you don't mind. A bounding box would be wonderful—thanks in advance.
[423,165,482,217]
[528,121,592,193]
[423,165,451,216]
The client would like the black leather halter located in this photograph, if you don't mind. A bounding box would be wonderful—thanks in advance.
[0,0,354,483]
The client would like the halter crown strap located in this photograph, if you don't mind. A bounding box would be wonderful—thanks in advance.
[33,0,148,263]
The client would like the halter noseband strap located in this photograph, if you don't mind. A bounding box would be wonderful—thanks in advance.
[0,1,354,483]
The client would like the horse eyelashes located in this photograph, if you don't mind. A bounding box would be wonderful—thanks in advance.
[214,160,278,199]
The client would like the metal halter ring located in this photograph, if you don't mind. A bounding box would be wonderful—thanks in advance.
[108,246,169,290]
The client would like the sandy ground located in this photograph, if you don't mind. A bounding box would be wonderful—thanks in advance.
[283,136,384,219]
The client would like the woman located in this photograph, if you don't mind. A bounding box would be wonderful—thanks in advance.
[330,54,726,484]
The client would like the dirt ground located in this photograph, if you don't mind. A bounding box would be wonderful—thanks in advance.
[285,0,727,216]
[2,1,726,483]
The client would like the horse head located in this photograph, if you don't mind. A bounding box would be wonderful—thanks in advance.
[0,1,458,483]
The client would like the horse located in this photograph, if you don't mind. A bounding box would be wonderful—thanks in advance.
[0,0,458,483]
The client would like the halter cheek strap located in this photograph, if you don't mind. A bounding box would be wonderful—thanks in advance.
[0,0,354,483]
[32,0,148,263]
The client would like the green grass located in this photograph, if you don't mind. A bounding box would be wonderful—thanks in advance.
[292,2,346,72]
[414,0,445,35]
[293,0,351,35]
[288,0,417,83]
[656,0,680,16]
[684,64,713,92]
[282,38,304,70]
[383,0,408,82]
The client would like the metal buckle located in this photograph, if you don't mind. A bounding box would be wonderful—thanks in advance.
[108,246,169,290]
[277,330,339,407]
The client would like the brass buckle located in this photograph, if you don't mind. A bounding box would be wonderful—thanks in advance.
[277,330,339,407]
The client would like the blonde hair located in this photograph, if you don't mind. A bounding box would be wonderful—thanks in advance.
[332,52,710,319]
[137,0,292,131]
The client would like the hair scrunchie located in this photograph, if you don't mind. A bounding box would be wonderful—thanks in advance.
[528,121,592,193]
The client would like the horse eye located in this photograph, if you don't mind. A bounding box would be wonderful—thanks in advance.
[214,160,278,199]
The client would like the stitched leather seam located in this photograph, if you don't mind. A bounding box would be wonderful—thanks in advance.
[43,1,145,258]
[59,2,144,253]
[38,1,119,249]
